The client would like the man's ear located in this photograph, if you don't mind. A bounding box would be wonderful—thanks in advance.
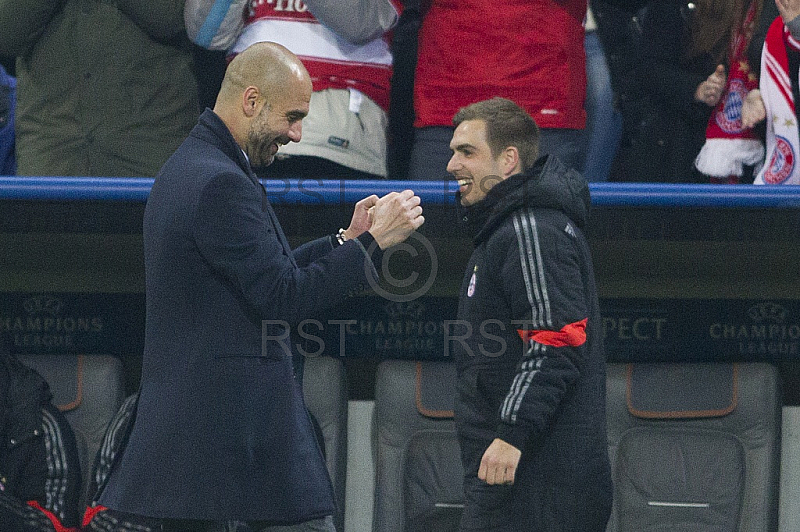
[501,146,521,177]
[243,86,260,117]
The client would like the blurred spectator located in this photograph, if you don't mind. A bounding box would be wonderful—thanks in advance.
[387,0,422,180]
[615,0,776,183]
[694,0,779,183]
[0,1,200,178]
[0,350,82,531]
[587,0,649,181]
[407,0,588,181]
[193,46,229,112]
[752,0,800,184]
[186,0,401,180]
[0,64,14,176]
[582,4,623,182]
[591,0,651,182]
[82,394,163,532]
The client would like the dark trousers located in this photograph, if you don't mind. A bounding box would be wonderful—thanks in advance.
[162,515,335,532]
[407,126,586,182]
[457,431,612,532]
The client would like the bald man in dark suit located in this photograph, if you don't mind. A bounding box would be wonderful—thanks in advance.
[99,42,424,532]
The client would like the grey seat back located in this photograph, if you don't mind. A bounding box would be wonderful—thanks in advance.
[302,355,348,532]
[605,362,781,532]
[373,360,463,532]
[17,354,125,509]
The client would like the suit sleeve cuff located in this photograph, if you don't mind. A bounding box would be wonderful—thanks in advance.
[356,231,384,271]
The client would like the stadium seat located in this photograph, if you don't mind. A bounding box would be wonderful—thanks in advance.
[17,354,125,508]
[302,355,349,532]
[605,362,781,532]
[373,359,463,532]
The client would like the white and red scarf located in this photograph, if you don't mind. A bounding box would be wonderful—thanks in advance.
[755,17,800,184]
[694,1,765,183]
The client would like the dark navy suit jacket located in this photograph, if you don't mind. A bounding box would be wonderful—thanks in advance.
[99,110,380,522]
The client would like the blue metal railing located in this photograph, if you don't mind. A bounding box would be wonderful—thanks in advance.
[1,176,800,208]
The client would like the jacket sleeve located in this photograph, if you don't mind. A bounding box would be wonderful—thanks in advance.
[303,0,399,44]
[193,172,378,325]
[293,236,336,267]
[494,212,589,451]
[0,0,66,56]
[184,0,248,50]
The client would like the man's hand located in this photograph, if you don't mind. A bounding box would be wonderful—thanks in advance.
[695,64,726,106]
[478,438,522,486]
[741,89,766,129]
[344,194,379,240]
[777,0,800,24]
[367,190,424,249]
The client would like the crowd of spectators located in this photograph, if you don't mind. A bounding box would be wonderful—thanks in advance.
[1,0,799,185]
[606,0,778,184]
[0,0,200,178]
[0,2,797,531]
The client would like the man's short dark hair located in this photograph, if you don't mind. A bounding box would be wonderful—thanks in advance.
[453,97,540,172]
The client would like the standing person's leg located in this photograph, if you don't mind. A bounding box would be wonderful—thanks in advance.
[407,126,455,181]
[410,124,587,179]
[251,515,336,532]
[538,127,585,175]
[582,30,623,182]
[162,519,230,531]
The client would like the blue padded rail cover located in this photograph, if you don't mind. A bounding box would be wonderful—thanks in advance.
[2,177,800,208]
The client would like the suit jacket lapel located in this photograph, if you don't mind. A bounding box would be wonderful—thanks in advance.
[245,164,297,267]
[194,109,298,265]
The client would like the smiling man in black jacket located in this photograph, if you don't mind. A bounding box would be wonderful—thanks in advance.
[445,97,612,531]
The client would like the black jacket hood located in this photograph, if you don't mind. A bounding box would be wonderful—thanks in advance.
[459,155,591,245]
